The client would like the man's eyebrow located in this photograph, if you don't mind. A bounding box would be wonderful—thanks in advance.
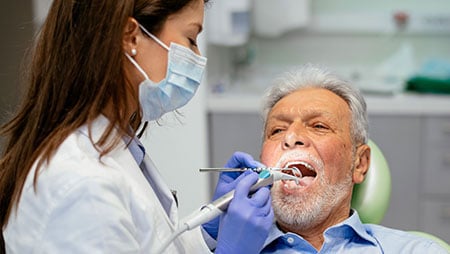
[303,109,340,122]
[268,113,290,121]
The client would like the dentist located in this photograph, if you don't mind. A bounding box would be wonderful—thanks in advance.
[0,0,272,253]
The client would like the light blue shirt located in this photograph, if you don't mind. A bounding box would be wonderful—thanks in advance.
[127,135,145,166]
[261,210,448,253]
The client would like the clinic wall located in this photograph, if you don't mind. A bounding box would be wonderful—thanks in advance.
[0,0,33,126]
[207,34,450,95]
[252,34,450,67]
[206,0,450,94]
[313,0,448,15]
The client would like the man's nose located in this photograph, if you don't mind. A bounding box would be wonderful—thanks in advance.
[283,124,309,149]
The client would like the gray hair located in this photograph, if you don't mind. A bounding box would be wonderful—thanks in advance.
[261,64,369,144]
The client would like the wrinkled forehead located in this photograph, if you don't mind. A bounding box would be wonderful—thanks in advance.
[264,88,353,135]
[270,88,350,115]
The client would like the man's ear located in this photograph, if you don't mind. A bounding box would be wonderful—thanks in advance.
[353,144,371,184]
[123,17,140,55]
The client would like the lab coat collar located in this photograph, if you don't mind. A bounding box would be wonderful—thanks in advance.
[77,115,178,224]
[141,155,179,223]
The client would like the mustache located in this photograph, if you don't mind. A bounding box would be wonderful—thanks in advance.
[274,150,324,171]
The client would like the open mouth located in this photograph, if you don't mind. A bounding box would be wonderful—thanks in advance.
[281,161,317,190]
[283,161,317,178]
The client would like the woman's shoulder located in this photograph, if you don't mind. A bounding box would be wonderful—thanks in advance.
[28,119,132,197]
[49,115,130,174]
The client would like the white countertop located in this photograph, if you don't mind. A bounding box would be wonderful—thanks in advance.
[207,92,450,116]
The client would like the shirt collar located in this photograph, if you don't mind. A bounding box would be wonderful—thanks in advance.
[125,135,145,166]
[324,209,378,246]
[264,223,286,247]
[263,209,378,248]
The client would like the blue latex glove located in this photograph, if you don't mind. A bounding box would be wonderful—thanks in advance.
[215,172,274,254]
[202,151,265,239]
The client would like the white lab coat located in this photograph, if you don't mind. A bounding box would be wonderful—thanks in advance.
[4,116,211,253]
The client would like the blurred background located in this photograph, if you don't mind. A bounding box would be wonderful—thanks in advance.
[1,0,449,242]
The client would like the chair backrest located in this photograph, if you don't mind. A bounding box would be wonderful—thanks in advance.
[351,140,450,251]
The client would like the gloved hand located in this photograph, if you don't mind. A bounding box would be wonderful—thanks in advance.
[215,172,274,254]
[202,152,265,239]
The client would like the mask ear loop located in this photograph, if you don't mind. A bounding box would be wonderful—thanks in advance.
[124,52,150,137]
[124,23,170,80]
[124,53,150,80]
[139,24,170,51]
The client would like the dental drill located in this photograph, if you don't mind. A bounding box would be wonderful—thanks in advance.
[154,169,299,253]
[199,167,297,173]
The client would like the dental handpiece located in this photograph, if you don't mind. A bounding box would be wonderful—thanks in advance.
[199,167,292,173]
[155,170,298,253]
[182,170,298,230]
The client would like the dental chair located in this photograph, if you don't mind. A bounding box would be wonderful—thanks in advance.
[351,140,450,251]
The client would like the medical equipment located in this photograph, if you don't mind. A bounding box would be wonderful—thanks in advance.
[253,0,310,37]
[199,167,302,175]
[155,169,300,253]
[206,0,251,46]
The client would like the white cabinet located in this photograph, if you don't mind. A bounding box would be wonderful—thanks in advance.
[367,114,450,243]
[368,115,423,231]
[208,111,450,242]
[422,116,450,196]
[420,116,450,241]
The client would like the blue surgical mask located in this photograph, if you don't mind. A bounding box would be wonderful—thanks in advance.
[125,25,207,121]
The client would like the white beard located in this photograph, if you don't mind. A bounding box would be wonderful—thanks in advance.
[271,169,353,231]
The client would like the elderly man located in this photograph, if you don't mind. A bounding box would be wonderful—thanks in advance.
[258,64,448,253]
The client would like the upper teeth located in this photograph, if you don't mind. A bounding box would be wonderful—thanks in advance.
[286,161,315,172]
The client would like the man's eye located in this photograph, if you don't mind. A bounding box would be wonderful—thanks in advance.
[313,123,329,130]
[271,128,284,136]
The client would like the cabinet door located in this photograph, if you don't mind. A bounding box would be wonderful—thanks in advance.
[208,113,264,195]
[422,116,450,195]
[208,112,264,166]
[419,199,450,243]
[368,115,422,230]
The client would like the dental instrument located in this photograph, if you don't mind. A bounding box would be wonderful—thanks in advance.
[154,169,299,253]
[199,167,302,175]
[185,170,299,228]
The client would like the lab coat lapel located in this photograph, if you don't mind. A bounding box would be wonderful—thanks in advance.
[104,142,180,229]
[85,116,178,224]
[141,154,178,223]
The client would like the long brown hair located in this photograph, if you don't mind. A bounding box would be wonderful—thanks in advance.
[0,0,208,238]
